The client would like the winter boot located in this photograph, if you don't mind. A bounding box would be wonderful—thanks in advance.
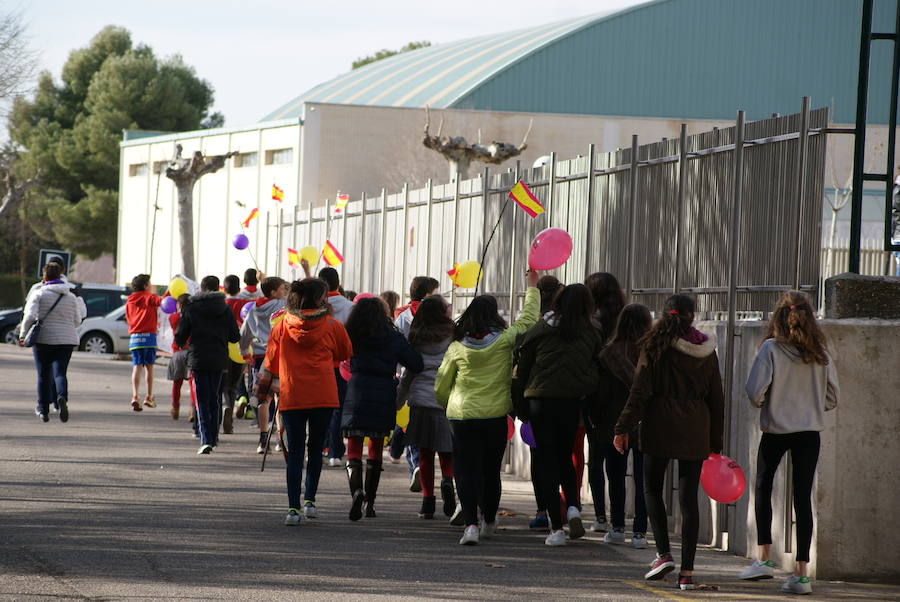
[222,407,234,434]
[347,459,364,521]
[440,477,456,518]
[364,459,383,518]
[418,496,436,519]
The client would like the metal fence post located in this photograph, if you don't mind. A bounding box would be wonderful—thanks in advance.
[306,195,314,247]
[583,144,596,279]
[451,173,461,311]
[508,161,520,318]
[793,96,810,290]
[276,206,283,275]
[400,183,410,303]
[625,135,639,301]
[378,188,388,293]
[425,179,434,278]
[674,124,688,293]
[724,111,745,454]
[547,151,557,222]
[481,166,491,294]
[359,192,368,292]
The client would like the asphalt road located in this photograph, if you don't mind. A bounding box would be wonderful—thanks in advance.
[1,345,897,601]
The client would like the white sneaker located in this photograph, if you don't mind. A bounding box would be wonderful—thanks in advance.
[631,533,648,549]
[197,444,213,455]
[781,575,812,595]
[591,517,608,532]
[740,559,775,580]
[284,509,305,526]
[545,529,567,546]
[303,502,318,519]
[479,520,496,539]
[603,527,626,543]
[566,506,585,540]
[409,467,421,492]
[328,457,343,467]
[449,504,465,526]
[459,525,479,545]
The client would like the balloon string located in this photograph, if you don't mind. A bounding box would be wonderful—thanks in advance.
[475,192,512,297]
[240,224,261,274]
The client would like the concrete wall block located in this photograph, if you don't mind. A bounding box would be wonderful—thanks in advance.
[825,272,900,319]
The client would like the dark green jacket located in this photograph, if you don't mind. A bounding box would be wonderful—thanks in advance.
[516,317,603,400]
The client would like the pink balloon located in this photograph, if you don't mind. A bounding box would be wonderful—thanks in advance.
[507,415,515,441]
[339,360,351,382]
[701,453,746,503]
[354,292,376,304]
[160,296,177,314]
[520,422,537,448]
[240,301,254,321]
[528,227,573,271]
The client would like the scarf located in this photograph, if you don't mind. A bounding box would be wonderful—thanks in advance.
[681,327,709,345]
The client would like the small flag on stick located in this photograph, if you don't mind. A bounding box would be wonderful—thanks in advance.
[447,263,459,286]
[322,240,344,266]
[287,247,301,268]
[334,193,349,214]
[241,207,259,228]
[272,184,285,202]
[508,180,544,218]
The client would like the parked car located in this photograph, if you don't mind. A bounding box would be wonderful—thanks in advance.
[78,305,130,354]
[2,283,129,345]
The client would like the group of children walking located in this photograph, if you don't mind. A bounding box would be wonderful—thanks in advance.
[122,263,838,595]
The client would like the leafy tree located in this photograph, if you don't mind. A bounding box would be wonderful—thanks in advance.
[7,26,223,258]
[352,40,431,70]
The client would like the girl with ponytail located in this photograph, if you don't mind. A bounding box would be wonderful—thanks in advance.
[261,278,352,526]
[613,294,724,590]
[739,291,838,595]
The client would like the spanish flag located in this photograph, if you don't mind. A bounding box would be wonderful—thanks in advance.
[447,263,459,286]
[241,207,259,228]
[287,247,300,268]
[272,184,284,202]
[334,193,349,214]
[508,180,544,218]
[322,240,344,266]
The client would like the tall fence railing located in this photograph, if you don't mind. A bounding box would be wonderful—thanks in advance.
[265,104,828,319]
[821,238,899,280]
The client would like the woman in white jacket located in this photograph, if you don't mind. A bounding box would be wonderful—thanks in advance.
[21,262,85,423]
[740,291,839,595]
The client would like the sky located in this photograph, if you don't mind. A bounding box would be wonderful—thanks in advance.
[21,0,647,127]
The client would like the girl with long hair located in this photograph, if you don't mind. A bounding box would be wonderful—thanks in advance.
[436,270,541,546]
[398,295,458,520]
[739,291,838,595]
[343,297,423,521]
[593,303,652,549]
[516,284,603,546]
[613,294,724,590]
[584,271,627,532]
[261,277,352,526]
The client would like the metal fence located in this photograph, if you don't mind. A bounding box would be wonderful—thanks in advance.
[265,103,828,320]
[821,238,899,280]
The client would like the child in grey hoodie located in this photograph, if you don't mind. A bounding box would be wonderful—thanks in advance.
[740,291,839,595]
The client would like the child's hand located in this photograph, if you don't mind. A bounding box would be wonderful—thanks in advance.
[613,433,629,454]
[525,269,540,288]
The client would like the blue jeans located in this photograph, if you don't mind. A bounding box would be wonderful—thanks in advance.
[282,407,333,508]
[326,368,347,459]
[192,369,222,446]
[32,344,73,414]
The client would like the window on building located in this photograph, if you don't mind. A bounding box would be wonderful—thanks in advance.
[234,152,258,168]
[128,163,148,177]
[264,148,293,165]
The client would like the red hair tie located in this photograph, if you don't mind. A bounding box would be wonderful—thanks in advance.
[789,305,797,310]
[668,310,680,316]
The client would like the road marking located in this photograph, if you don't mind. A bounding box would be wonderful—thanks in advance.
[626,580,690,601]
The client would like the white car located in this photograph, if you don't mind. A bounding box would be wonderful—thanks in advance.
[77,305,130,354]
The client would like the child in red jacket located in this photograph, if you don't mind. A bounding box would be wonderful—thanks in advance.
[125,274,161,412]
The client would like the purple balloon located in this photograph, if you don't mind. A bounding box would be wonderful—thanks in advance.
[161,295,177,314]
[520,422,537,448]
[232,233,250,250]
[240,301,254,321]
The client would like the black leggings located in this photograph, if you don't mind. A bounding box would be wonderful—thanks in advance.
[450,417,508,527]
[529,398,581,530]
[644,455,702,571]
[754,431,820,562]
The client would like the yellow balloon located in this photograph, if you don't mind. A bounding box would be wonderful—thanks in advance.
[168,277,188,299]
[396,403,410,430]
[454,261,482,289]
[300,246,320,265]
[228,341,245,364]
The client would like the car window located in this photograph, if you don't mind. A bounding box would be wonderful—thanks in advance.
[83,292,110,317]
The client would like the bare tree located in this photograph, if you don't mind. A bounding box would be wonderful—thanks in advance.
[165,144,236,280]
[0,167,39,218]
[0,11,36,107]
[423,107,532,180]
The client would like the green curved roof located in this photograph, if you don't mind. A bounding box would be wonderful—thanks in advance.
[263,0,890,124]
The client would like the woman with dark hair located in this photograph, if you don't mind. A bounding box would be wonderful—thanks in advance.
[397,295,457,520]
[435,269,540,546]
[614,294,724,590]
[342,297,423,521]
[584,271,627,532]
[380,290,400,318]
[259,277,352,526]
[739,291,838,595]
[515,284,603,546]
[593,303,652,549]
